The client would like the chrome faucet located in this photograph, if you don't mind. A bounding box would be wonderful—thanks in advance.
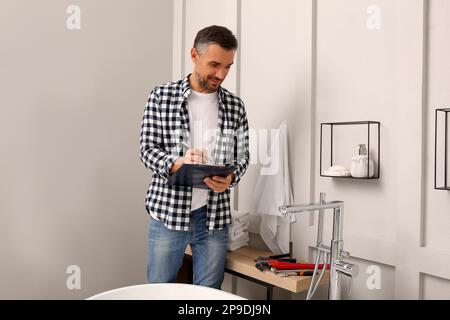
[279,193,358,300]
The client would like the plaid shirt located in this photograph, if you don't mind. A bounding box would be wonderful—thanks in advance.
[140,74,250,231]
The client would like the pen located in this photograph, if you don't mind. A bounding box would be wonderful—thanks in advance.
[181,141,191,149]
[181,141,212,165]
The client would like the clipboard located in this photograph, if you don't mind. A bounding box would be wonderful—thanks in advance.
[167,164,236,189]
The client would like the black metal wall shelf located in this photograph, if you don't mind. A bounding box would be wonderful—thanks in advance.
[435,108,450,190]
[320,121,381,179]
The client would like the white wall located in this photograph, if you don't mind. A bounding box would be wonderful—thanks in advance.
[421,0,450,299]
[173,0,450,299]
[0,0,173,299]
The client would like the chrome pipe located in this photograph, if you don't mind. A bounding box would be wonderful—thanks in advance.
[279,194,356,300]
[329,239,343,299]
[316,244,331,253]
[279,201,344,214]
[329,207,344,300]
[317,193,325,246]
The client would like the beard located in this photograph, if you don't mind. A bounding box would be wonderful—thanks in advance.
[195,72,221,92]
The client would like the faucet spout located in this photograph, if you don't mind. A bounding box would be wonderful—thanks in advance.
[279,201,344,215]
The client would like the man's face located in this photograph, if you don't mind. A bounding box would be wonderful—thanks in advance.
[191,43,235,93]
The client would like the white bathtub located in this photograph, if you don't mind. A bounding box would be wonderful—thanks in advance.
[87,283,246,300]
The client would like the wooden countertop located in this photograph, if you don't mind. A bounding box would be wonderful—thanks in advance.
[185,245,329,293]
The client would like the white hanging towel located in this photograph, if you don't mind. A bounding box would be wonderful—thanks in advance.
[253,120,294,254]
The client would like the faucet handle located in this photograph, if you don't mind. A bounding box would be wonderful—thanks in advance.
[340,250,351,259]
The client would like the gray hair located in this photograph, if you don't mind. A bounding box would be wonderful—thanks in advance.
[194,25,238,54]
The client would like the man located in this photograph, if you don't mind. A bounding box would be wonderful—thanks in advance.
[139,25,250,289]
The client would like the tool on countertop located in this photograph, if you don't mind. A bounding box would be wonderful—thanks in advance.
[268,259,330,270]
[254,253,296,272]
[276,270,316,277]
[255,253,293,262]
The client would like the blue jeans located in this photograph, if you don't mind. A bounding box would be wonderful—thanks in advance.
[147,205,229,289]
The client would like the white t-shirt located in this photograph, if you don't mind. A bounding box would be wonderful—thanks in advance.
[187,89,219,211]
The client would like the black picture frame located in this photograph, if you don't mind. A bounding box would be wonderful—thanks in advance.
[434,108,450,190]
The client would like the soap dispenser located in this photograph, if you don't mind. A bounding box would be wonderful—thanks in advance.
[350,144,375,178]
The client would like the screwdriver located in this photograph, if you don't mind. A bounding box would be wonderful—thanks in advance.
[277,270,316,277]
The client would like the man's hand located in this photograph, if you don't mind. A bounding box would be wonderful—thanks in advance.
[170,148,207,174]
[184,148,207,164]
[204,173,234,193]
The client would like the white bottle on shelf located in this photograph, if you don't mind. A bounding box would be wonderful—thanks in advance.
[350,144,375,178]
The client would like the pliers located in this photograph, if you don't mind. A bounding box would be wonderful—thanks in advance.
[254,253,296,271]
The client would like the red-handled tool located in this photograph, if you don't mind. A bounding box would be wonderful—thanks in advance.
[268,259,330,270]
